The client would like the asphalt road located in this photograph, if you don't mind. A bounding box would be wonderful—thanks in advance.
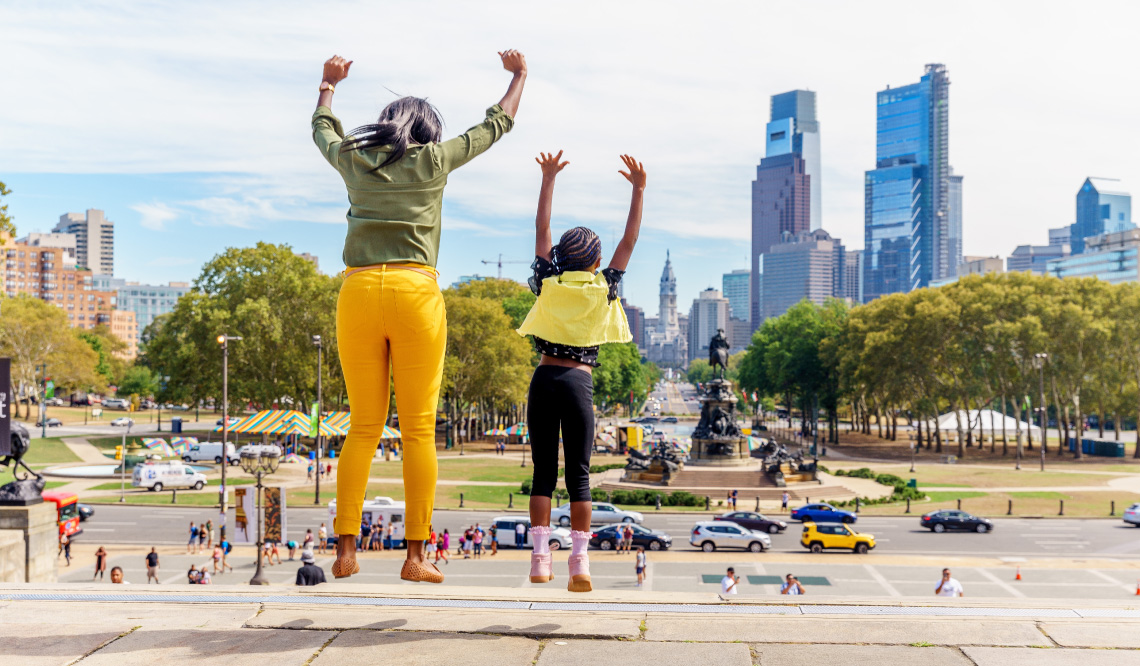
[74,505,1140,559]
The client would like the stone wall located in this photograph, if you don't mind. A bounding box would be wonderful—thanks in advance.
[0,503,58,583]
[0,529,26,582]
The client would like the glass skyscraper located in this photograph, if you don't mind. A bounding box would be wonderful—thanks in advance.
[863,64,960,302]
[1070,177,1132,254]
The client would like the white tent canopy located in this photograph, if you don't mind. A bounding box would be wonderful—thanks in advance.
[924,409,1041,438]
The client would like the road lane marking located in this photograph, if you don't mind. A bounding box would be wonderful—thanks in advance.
[862,563,901,597]
[974,567,1025,598]
[1087,569,1136,594]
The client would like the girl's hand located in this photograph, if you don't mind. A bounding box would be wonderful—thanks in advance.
[499,49,527,76]
[322,55,352,85]
[535,150,569,178]
[619,154,647,189]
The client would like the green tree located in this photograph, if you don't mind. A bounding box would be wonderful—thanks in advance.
[117,365,160,398]
[0,181,15,237]
[594,342,650,415]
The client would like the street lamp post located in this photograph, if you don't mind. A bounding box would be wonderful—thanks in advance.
[241,448,280,585]
[37,363,47,438]
[119,422,132,502]
[1035,353,1048,472]
[312,334,322,505]
[155,375,170,432]
[217,334,242,541]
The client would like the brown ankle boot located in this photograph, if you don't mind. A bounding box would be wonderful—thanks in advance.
[332,535,359,579]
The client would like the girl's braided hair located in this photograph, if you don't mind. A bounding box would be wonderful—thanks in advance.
[552,226,601,273]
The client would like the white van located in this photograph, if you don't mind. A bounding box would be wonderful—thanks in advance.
[328,496,406,548]
[492,516,572,550]
[132,461,207,492]
[182,441,238,465]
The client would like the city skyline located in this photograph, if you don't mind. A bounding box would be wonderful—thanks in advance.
[4,2,1140,311]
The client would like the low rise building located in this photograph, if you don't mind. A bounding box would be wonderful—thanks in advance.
[1046,228,1140,284]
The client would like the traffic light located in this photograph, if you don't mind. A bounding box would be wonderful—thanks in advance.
[114,445,123,460]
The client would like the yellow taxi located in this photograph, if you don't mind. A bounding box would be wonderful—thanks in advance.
[800,521,876,554]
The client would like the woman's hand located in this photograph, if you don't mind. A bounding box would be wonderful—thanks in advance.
[619,154,647,189]
[535,150,569,179]
[322,55,353,85]
[499,49,527,76]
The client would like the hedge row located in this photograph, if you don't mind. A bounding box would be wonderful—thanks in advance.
[828,467,925,508]
[516,480,704,506]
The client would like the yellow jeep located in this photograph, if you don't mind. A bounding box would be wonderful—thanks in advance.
[800,521,876,554]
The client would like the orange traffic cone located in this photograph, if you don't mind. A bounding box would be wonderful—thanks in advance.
[1134,580,1139,596]
[1015,567,1022,581]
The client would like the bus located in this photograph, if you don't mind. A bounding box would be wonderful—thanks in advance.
[42,491,82,538]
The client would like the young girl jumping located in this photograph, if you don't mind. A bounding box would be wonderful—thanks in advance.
[517,151,647,592]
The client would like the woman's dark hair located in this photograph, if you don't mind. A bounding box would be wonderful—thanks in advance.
[553,226,602,273]
[341,96,443,168]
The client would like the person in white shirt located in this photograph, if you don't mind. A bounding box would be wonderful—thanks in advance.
[318,523,328,555]
[721,567,739,595]
[780,573,804,595]
[935,568,964,597]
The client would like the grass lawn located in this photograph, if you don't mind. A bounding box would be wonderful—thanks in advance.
[855,490,1140,518]
[368,457,532,484]
[86,478,256,491]
[43,481,68,489]
[85,491,231,506]
[23,438,81,465]
[830,463,1127,489]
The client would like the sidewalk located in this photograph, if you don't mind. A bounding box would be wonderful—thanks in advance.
[2,582,1139,665]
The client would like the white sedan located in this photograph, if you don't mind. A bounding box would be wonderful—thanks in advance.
[551,501,644,527]
[110,417,134,427]
[1124,503,1140,527]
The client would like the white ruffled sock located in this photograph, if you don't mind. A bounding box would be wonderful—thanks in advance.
[571,530,591,556]
[531,526,551,555]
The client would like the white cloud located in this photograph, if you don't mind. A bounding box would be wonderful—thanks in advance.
[130,202,180,231]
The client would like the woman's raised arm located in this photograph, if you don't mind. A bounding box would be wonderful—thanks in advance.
[534,151,569,260]
[497,50,528,118]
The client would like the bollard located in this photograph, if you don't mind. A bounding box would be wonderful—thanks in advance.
[1111,500,1116,516]
[755,496,760,511]
[905,498,911,514]
[508,493,513,509]
[1007,499,1013,516]
[655,495,662,510]
[460,492,464,508]
[855,497,861,513]
[1059,499,1064,516]
[171,489,177,504]
[705,496,711,511]
[607,491,613,503]
[956,498,961,510]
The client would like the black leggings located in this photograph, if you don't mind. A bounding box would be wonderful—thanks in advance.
[527,365,594,502]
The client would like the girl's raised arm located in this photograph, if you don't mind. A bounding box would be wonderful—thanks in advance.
[608,155,646,272]
[534,151,569,260]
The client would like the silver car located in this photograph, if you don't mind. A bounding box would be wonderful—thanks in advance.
[551,502,644,527]
[491,515,572,550]
[690,520,771,553]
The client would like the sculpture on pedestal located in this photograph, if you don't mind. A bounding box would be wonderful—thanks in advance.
[0,422,43,505]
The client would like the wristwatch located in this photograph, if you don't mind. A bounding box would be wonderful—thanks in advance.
[319,81,335,93]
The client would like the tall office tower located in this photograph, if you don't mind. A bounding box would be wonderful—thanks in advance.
[721,269,750,320]
[687,288,731,362]
[863,64,958,301]
[762,229,846,320]
[842,250,863,303]
[1070,178,1133,254]
[751,90,819,329]
[52,209,114,275]
[620,298,646,351]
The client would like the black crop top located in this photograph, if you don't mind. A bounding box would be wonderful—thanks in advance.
[527,256,625,367]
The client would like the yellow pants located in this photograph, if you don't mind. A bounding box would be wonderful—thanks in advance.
[335,264,445,541]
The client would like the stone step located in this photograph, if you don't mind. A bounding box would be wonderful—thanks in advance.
[596,482,857,502]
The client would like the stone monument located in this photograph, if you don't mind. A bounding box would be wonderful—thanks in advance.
[688,332,750,466]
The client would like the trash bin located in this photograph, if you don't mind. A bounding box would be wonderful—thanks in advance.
[907,479,917,489]
[171,417,183,433]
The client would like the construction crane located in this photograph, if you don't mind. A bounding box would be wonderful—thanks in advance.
[481,254,529,279]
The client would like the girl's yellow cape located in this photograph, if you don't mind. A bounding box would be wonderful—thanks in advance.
[516,270,632,347]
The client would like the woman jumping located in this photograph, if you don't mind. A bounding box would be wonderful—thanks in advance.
[517,151,647,592]
[312,50,527,583]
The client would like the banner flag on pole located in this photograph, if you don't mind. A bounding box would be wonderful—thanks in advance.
[309,402,319,437]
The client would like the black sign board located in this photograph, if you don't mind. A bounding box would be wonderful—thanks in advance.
[0,358,10,457]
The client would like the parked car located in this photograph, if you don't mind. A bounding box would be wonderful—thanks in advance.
[640,417,659,424]
[35,418,63,428]
[661,416,678,424]
[551,502,644,527]
[490,516,573,550]
[690,520,771,552]
[800,522,876,553]
[215,417,242,427]
[78,503,95,522]
[110,417,134,427]
[1122,503,1140,527]
[590,523,672,551]
[715,511,788,534]
[132,461,207,492]
[921,509,993,533]
[238,443,282,460]
[101,398,129,410]
[182,441,238,465]
[791,502,857,524]
[45,397,65,407]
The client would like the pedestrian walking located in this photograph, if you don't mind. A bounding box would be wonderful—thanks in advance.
[721,567,740,595]
[93,545,107,581]
[197,521,208,551]
[731,489,738,509]
[296,549,327,586]
[318,523,328,555]
[307,463,314,481]
[206,520,214,548]
[110,566,127,584]
[635,547,647,587]
[386,523,395,550]
[326,462,333,479]
[436,530,450,565]
[271,540,283,565]
[359,519,372,550]
[935,568,964,597]
[287,539,299,560]
[781,491,790,512]
[303,528,315,552]
[145,547,160,583]
[489,524,498,555]
[515,521,526,548]
[516,151,646,595]
[58,533,71,565]
[473,528,483,559]
[219,539,233,573]
[780,573,804,595]
[622,524,634,553]
[426,529,437,560]
[463,528,473,559]
[187,522,198,554]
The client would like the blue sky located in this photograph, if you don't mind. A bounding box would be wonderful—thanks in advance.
[4,1,1140,312]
